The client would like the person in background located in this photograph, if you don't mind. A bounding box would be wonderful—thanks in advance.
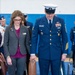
[0,17,1,25]
[0,16,7,75]
[4,10,30,75]
[30,4,68,75]
[22,13,33,75]
[0,16,7,54]
[0,17,2,47]
[24,14,33,39]
[70,21,75,68]
[1,17,8,27]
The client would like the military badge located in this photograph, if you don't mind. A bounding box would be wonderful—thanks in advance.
[41,32,43,35]
[58,33,60,36]
[11,28,13,31]
[55,22,61,27]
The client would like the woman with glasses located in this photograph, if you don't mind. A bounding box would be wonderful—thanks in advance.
[4,10,30,75]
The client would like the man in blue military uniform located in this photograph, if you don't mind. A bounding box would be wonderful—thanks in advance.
[30,4,68,75]
[70,21,75,68]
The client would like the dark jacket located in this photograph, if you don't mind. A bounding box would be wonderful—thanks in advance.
[4,25,30,58]
[70,27,75,51]
[31,15,68,60]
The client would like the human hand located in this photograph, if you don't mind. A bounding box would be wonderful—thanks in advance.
[61,54,67,61]
[7,56,12,65]
[30,55,36,61]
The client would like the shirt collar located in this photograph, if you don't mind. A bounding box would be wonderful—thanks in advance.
[48,19,53,24]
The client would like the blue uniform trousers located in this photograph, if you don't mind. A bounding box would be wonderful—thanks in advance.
[39,58,61,75]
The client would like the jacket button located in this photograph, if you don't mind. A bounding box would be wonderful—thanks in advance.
[50,43,52,45]
[50,34,52,36]
[50,39,52,41]
[50,31,51,32]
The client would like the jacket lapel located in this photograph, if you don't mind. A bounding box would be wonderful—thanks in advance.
[12,26,18,38]
[43,16,50,30]
[12,26,22,38]
[51,16,57,29]
[19,26,23,38]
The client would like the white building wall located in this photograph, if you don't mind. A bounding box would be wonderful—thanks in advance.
[0,0,75,14]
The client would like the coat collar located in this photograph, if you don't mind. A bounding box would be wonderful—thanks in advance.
[42,15,57,29]
[42,16,50,29]
[51,16,57,29]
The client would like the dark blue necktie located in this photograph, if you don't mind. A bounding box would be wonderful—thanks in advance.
[49,20,52,28]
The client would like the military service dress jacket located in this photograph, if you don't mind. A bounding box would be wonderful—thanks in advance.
[31,16,68,60]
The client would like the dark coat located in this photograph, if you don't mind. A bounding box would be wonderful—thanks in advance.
[4,25,30,58]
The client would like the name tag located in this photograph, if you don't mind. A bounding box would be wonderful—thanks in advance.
[55,22,61,27]
[22,33,26,35]
[39,25,44,27]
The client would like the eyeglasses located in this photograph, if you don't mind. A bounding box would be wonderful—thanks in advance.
[14,19,21,21]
